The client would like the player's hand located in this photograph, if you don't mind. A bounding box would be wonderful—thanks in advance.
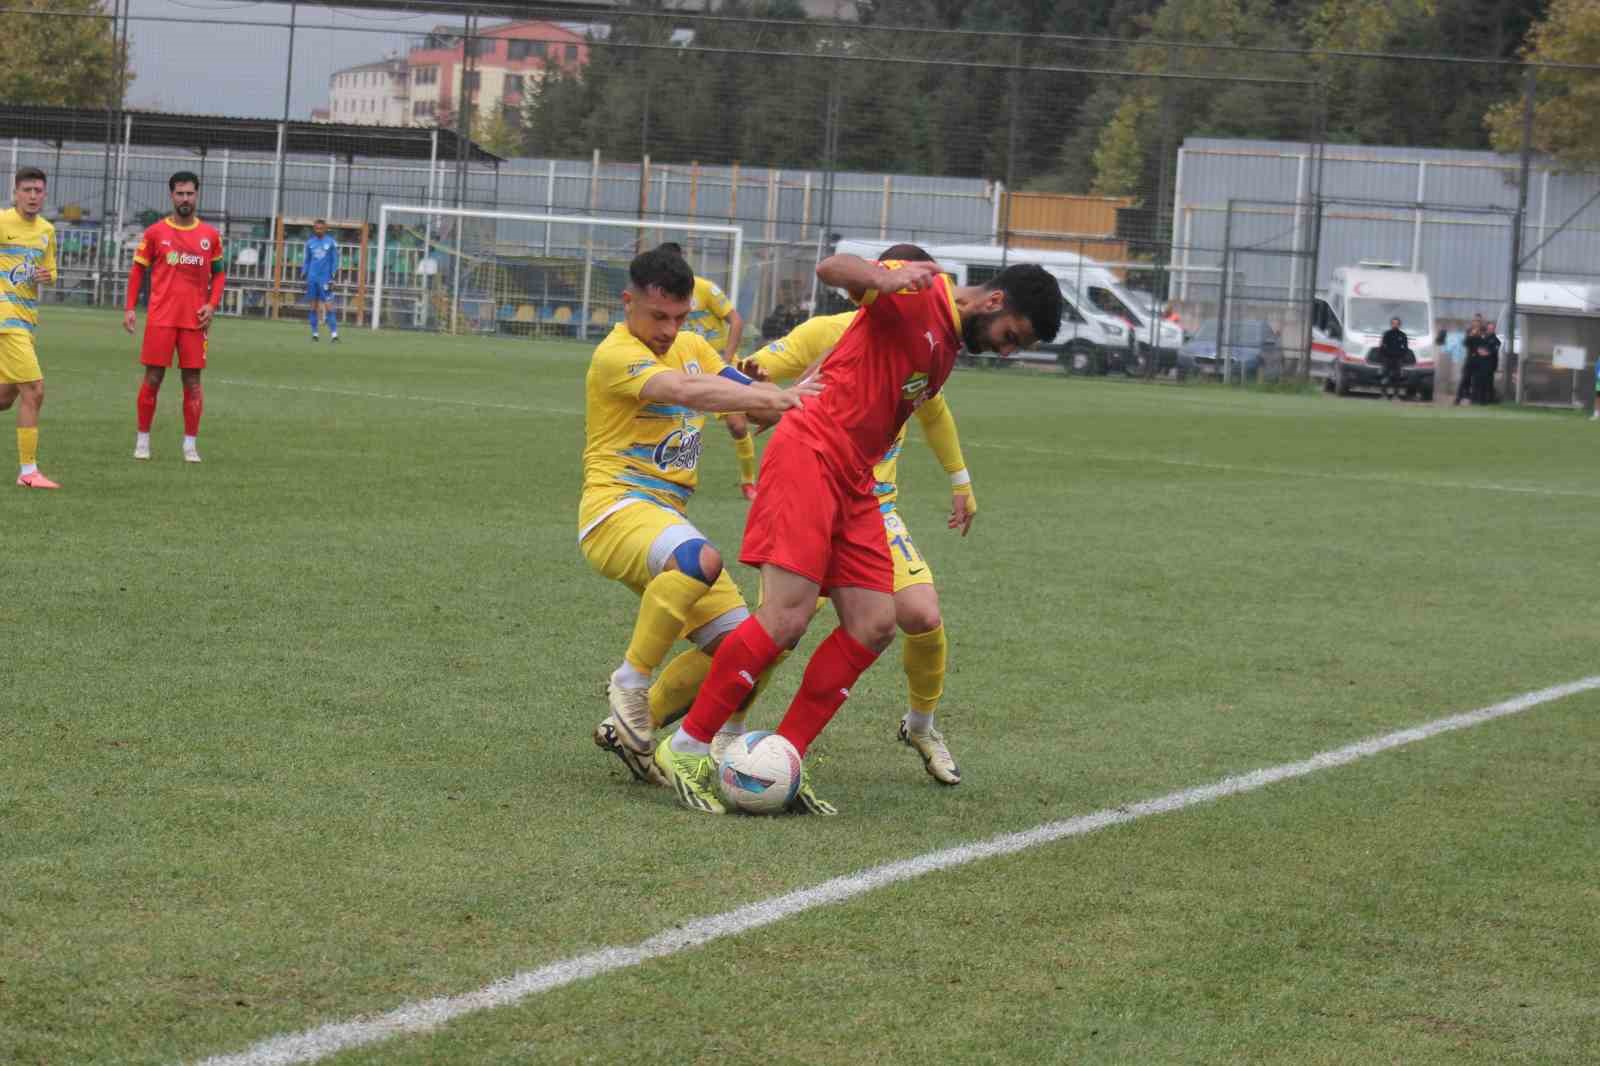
[880,260,942,293]
[122,309,137,334]
[196,304,215,332]
[737,358,770,382]
[949,487,977,536]
[32,267,53,284]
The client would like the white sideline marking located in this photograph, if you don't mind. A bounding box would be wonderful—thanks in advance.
[212,377,581,418]
[190,675,1600,1066]
[962,439,1600,500]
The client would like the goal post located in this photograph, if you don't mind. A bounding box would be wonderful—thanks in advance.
[370,204,743,339]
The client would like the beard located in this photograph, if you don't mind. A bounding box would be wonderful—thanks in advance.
[174,202,194,218]
[962,310,998,354]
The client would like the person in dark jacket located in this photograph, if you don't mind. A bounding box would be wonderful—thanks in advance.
[1379,317,1410,401]
[1456,322,1483,406]
[1474,321,1502,405]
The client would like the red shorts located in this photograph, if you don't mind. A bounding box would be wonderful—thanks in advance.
[740,434,893,594]
[141,326,208,369]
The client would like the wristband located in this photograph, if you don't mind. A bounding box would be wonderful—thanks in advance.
[950,469,972,487]
[719,365,754,386]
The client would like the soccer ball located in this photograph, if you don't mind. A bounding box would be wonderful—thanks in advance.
[717,731,802,815]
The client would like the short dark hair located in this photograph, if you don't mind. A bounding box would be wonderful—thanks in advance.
[629,248,694,300]
[169,170,200,191]
[986,264,1063,344]
[655,241,684,258]
[14,166,45,187]
[314,218,326,226]
[879,242,933,262]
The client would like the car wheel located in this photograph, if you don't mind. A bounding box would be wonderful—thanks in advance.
[1335,363,1351,396]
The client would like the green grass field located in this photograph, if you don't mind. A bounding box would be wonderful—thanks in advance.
[4,308,1598,1065]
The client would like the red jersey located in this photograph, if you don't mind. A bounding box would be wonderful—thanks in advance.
[132,217,224,329]
[777,269,961,486]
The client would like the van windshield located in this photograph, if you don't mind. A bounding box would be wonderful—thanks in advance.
[1089,286,1144,326]
[1348,298,1427,336]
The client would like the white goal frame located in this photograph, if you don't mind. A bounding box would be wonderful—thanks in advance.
[369,204,744,334]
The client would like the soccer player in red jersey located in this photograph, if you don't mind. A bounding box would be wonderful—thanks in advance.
[123,170,225,464]
[652,253,1063,813]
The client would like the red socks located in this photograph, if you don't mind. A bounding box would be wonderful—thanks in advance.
[182,383,203,437]
[136,381,158,433]
[680,615,782,743]
[137,381,202,436]
[777,627,880,757]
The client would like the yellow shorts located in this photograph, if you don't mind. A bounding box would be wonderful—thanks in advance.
[883,509,934,593]
[581,500,748,640]
[0,332,41,384]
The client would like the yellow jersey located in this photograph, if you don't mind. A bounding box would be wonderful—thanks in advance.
[0,208,56,335]
[750,311,965,512]
[580,323,727,539]
[685,276,736,353]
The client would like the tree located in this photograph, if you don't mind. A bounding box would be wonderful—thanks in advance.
[473,104,524,159]
[1486,0,1600,164]
[2,1,133,108]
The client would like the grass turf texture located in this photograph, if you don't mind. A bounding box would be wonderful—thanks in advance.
[3,308,1597,1064]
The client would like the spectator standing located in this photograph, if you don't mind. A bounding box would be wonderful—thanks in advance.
[1456,322,1483,406]
[1474,321,1502,405]
[1378,317,1410,401]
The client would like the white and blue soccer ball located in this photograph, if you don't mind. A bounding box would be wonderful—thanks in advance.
[717,731,801,815]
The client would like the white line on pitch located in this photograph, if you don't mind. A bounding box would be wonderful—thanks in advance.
[188,674,1600,1066]
[960,439,1600,499]
[211,377,581,418]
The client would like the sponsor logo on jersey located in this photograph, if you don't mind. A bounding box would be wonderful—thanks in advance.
[901,372,929,398]
[653,424,702,471]
[165,250,206,267]
[7,261,36,286]
[625,359,654,377]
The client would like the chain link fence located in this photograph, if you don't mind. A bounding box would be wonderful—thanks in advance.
[5,3,1600,400]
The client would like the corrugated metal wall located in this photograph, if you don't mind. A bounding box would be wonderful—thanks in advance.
[1174,138,1600,326]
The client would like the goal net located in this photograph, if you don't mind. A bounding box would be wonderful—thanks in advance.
[369,205,743,339]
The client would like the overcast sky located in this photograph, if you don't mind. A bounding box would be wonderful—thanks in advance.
[126,2,427,118]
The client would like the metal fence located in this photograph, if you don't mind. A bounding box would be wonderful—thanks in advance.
[6,3,1600,401]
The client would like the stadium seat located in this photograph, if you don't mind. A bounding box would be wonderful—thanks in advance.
[514,304,536,323]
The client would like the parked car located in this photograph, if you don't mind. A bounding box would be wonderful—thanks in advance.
[1177,319,1283,381]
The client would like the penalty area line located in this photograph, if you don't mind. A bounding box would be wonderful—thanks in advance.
[189,674,1600,1066]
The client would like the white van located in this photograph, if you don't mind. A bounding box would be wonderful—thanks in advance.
[1311,263,1437,398]
[830,239,1175,368]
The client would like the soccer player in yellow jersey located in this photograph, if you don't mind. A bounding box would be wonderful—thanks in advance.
[655,242,756,500]
[711,244,976,785]
[581,247,817,787]
[0,167,59,489]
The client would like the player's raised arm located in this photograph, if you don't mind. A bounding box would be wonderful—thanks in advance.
[637,363,819,419]
[816,254,941,304]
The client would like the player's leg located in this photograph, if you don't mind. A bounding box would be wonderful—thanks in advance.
[584,510,725,756]
[2,336,55,488]
[177,331,208,463]
[1592,378,1599,420]
[309,289,322,340]
[725,413,757,500]
[325,294,339,342]
[655,562,818,813]
[135,364,165,459]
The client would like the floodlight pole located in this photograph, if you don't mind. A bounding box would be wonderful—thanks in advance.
[1508,68,1535,405]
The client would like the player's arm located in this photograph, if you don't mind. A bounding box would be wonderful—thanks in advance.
[914,393,977,536]
[638,363,816,419]
[35,231,56,285]
[722,308,744,362]
[198,248,226,332]
[123,234,151,334]
[816,255,941,304]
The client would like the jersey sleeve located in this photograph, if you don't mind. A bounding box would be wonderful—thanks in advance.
[591,343,673,402]
[913,393,968,475]
[40,223,57,278]
[131,225,155,267]
[699,278,735,320]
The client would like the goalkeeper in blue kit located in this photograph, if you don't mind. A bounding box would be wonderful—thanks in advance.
[303,219,339,342]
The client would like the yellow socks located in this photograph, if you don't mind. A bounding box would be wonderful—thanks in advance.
[902,624,947,714]
[17,425,37,468]
[733,432,757,485]
[624,569,710,677]
[649,647,713,728]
